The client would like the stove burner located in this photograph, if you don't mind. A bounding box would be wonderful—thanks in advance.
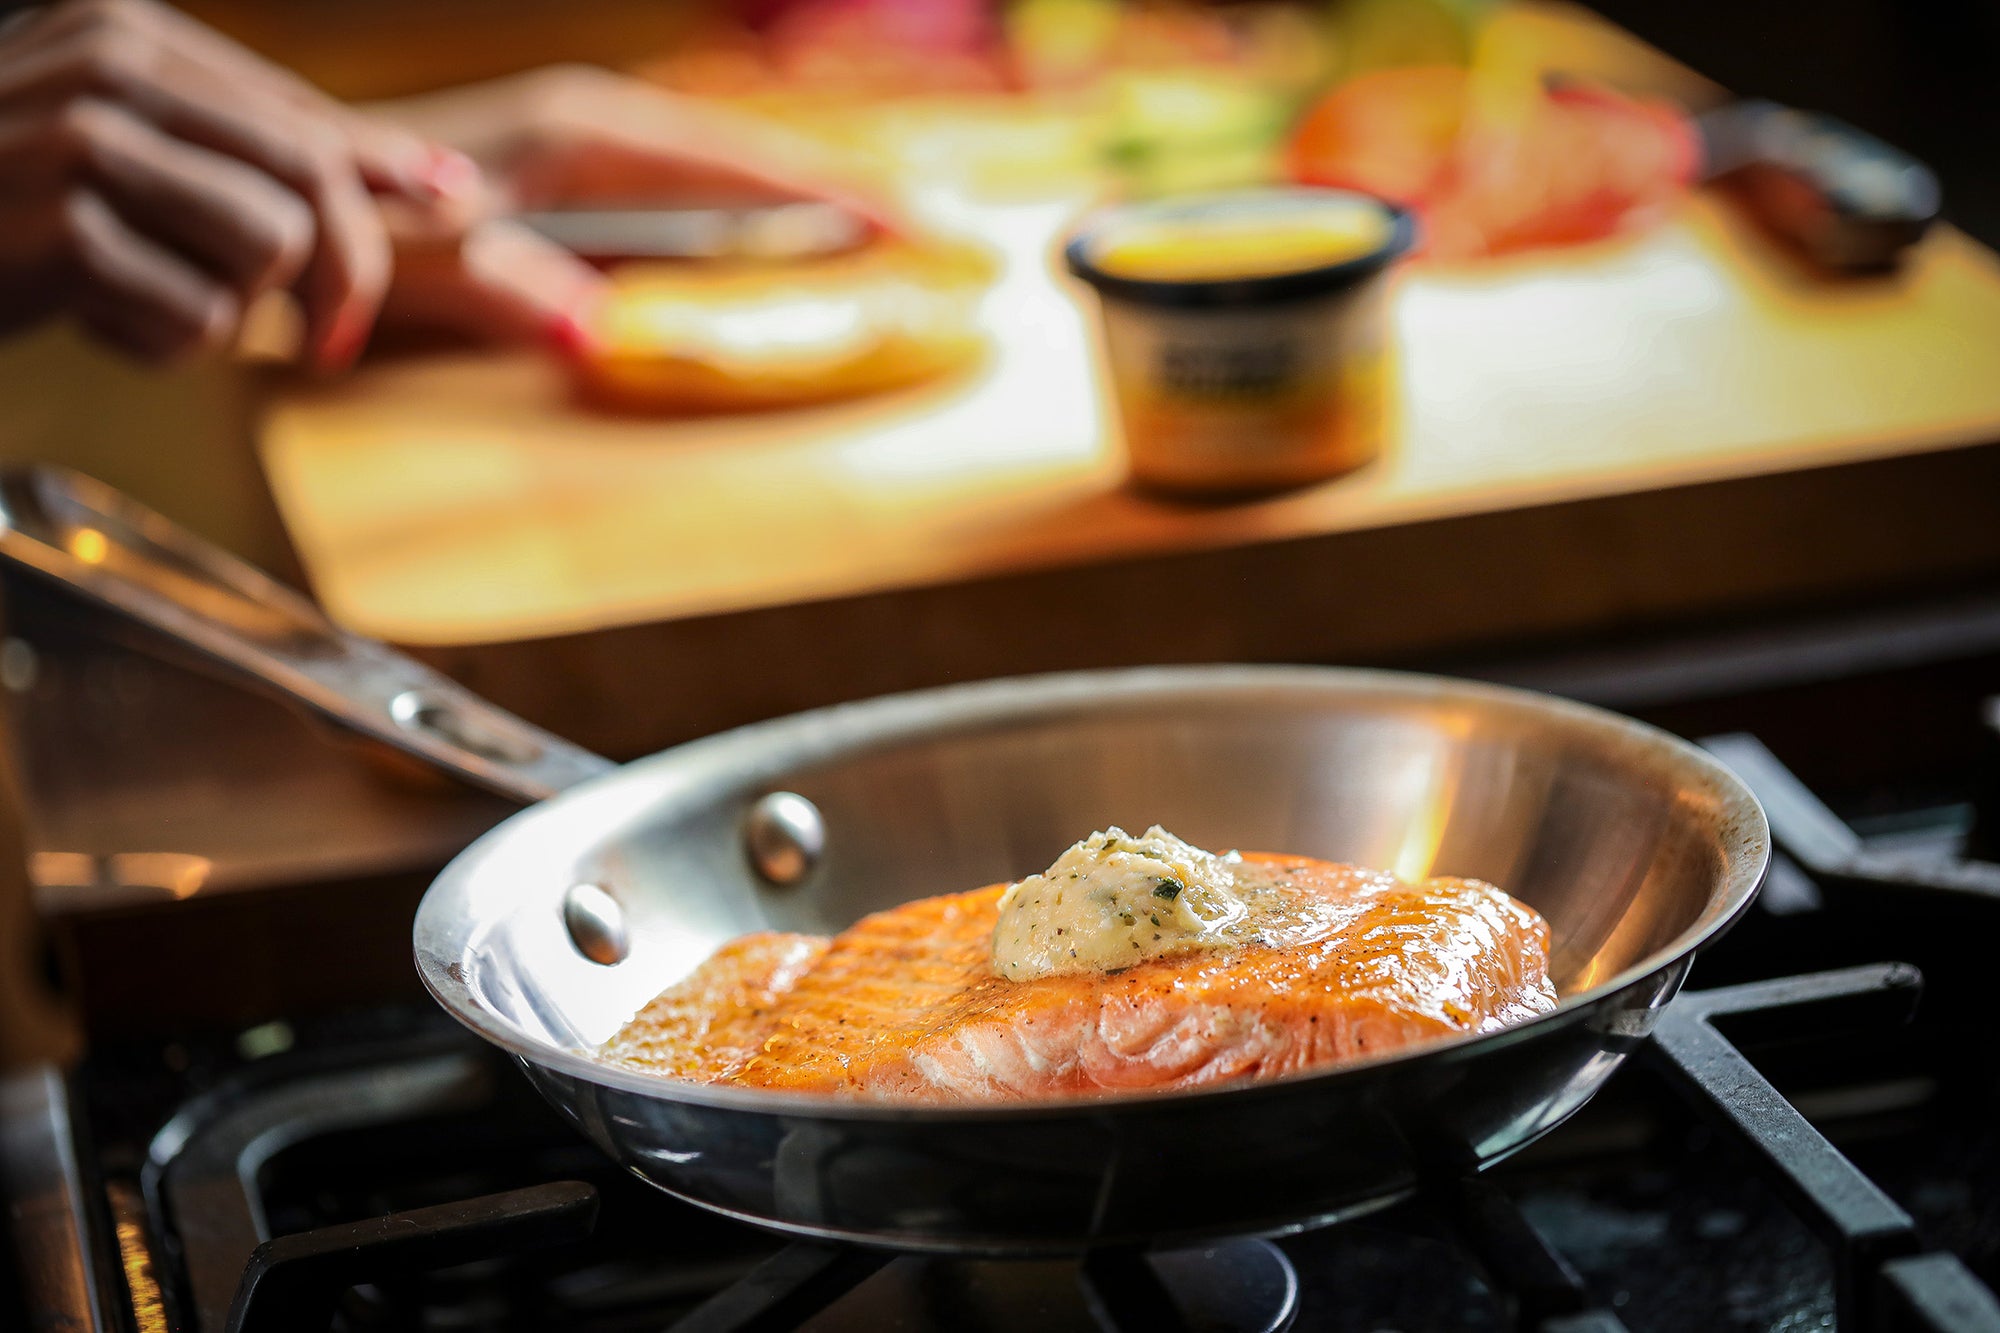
[868,1240,1295,1333]
[657,1237,1298,1333]
[147,955,1996,1333]
[228,1183,598,1332]
[19,728,2000,1331]
[222,1180,1301,1333]
[1646,961,1972,1331]
[1705,734,2000,906]
[217,1137,1299,1332]
[159,1049,495,1331]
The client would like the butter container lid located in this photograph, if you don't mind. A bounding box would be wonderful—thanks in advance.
[1066,187,1417,309]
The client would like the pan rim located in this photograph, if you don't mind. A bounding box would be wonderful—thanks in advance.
[413,663,1768,1120]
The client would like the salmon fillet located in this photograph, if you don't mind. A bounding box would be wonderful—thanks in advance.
[598,932,828,1080]
[602,854,1559,1102]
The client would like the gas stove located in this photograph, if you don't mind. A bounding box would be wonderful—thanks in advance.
[9,591,2000,1332]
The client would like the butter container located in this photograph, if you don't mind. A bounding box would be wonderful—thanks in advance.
[1066,188,1416,496]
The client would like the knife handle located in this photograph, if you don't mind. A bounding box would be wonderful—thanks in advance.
[1699,100,1941,271]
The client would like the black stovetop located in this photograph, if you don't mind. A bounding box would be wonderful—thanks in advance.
[31,727,1997,1333]
[16,599,2000,1333]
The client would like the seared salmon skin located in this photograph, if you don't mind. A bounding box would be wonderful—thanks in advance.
[601,853,1560,1102]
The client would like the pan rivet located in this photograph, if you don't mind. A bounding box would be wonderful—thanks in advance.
[745,792,823,886]
[562,883,629,965]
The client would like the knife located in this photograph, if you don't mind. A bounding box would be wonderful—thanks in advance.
[1694,100,1941,272]
[515,200,871,262]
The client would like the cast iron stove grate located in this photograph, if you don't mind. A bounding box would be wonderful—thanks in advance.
[70,735,2000,1333]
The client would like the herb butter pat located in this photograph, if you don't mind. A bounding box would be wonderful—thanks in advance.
[990,827,1248,981]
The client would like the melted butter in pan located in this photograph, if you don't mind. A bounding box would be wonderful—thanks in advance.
[989,826,1365,981]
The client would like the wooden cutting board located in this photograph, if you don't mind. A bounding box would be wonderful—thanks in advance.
[264,193,2000,643]
[257,4,2000,754]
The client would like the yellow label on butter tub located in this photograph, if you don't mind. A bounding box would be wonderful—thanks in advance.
[1093,210,1392,284]
[1098,276,1392,493]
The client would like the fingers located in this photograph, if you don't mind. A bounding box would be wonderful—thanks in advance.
[62,186,237,362]
[462,220,605,339]
[10,0,439,196]
[294,142,391,372]
[0,2,440,203]
[379,63,909,236]
[90,49,404,367]
[342,114,476,203]
[0,9,409,370]
[55,98,314,300]
[0,195,73,340]
[376,215,603,348]
[4,93,386,370]
[132,3,445,199]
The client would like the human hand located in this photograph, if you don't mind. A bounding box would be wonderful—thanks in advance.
[376,63,905,237]
[366,64,907,351]
[372,207,603,351]
[0,0,467,366]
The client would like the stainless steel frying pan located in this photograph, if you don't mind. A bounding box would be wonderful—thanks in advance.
[0,466,1768,1253]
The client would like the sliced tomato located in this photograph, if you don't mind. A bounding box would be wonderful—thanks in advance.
[1285,65,1468,207]
[1286,68,1699,259]
[1464,82,1699,253]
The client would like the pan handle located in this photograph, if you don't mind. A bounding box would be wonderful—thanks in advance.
[0,466,614,804]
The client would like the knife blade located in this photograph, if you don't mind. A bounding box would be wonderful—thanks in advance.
[515,200,871,262]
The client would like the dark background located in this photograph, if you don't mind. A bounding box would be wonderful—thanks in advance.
[1589,0,2000,246]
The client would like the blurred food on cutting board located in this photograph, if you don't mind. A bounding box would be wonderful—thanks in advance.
[572,237,997,412]
[1286,65,1699,260]
[253,0,2000,659]
[270,0,1942,421]
[628,0,1931,254]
